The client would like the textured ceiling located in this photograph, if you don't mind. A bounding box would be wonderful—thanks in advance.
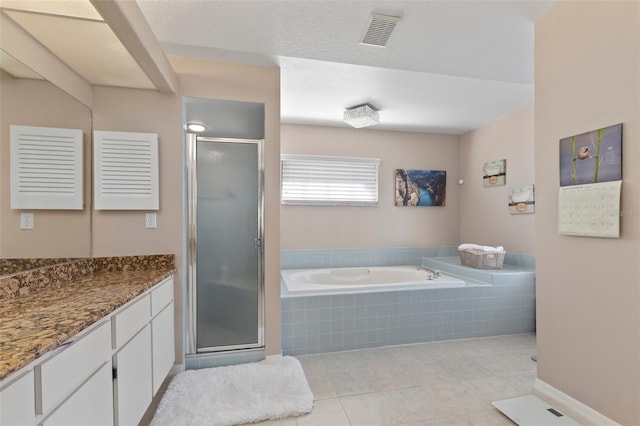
[137,0,556,134]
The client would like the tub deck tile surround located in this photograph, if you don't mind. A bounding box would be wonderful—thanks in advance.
[281,246,460,270]
[281,247,535,356]
[0,255,175,381]
[421,256,535,285]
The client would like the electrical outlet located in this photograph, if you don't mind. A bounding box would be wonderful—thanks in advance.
[145,212,157,229]
[21,212,34,230]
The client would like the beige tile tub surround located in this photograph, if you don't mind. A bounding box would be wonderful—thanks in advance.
[0,254,175,380]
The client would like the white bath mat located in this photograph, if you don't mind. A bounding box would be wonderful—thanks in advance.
[150,356,314,426]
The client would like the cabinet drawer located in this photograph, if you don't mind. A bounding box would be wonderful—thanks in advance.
[112,294,151,349]
[151,277,173,317]
[1,370,36,425]
[35,320,111,415]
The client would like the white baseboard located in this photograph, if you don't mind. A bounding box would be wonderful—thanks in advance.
[533,378,620,426]
[265,354,283,361]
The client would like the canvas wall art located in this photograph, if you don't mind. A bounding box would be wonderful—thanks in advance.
[508,184,535,214]
[395,169,446,206]
[483,159,506,187]
[559,123,622,186]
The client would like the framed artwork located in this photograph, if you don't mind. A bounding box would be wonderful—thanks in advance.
[508,184,535,214]
[559,123,622,186]
[483,159,506,186]
[395,169,446,206]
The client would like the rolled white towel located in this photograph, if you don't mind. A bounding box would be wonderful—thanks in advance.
[458,243,504,252]
[458,243,480,251]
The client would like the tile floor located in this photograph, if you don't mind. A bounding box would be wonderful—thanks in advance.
[256,334,538,426]
[144,333,592,425]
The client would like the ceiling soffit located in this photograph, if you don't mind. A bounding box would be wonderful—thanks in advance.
[5,9,155,89]
[0,0,176,94]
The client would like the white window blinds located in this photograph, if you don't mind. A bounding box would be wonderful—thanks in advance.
[281,154,380,206]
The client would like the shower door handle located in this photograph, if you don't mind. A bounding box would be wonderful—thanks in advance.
[254,238,262,248]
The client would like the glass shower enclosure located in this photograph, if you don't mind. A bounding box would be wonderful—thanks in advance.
[186,134,264,356]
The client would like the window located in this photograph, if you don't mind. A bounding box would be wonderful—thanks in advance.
[281,154,380,206]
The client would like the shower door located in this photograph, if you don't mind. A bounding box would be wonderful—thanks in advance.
[187,135,264,354]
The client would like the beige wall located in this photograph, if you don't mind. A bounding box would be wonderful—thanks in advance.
[91,58,281,359]
[91,85,185,362]
[0,79,92,258]
[281,124,460,249]
[171,57,281,357]
[459,107,535,255]
[535,2,640,424]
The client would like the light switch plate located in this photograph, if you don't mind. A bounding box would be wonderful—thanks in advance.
[21,212,34,229]
[145,212,157,228]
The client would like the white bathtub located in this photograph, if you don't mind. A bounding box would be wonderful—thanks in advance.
[281,265,465,296]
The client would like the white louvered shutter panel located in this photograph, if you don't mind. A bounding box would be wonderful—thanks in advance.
[10,125,83,210]
[281,154,380,206]
[94,131,159,210]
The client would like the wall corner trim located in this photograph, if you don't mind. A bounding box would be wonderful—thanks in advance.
[533,378,621,426]
[265,354,283,361]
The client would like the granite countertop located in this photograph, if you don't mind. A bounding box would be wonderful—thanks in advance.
[0,255,175,382]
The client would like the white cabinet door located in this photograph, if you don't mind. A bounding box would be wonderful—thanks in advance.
[0,370,36,425]
[152,302,174,395]
[42,362,113,426]
[113,325,152,426]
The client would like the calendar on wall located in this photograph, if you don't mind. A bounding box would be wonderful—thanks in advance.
[558,180,622,238]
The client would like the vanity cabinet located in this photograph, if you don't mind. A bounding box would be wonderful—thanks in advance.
[41,362,114,426]
[35,320,112,416]
[0,371,36,425]
[112,277,175,425]
[0,275,175,426]
[151,279,175,395]
[113,325,152,426]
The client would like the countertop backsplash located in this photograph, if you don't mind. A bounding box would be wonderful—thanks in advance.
[0,254,175,300]
[0,258,77,276]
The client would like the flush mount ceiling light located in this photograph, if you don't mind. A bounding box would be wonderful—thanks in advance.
[186,122,206,133]
[343,104,380,128]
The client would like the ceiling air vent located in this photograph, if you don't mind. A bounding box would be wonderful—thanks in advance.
[360,12,401,47]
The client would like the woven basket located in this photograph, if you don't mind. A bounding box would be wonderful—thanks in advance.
[459,249,505,269]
